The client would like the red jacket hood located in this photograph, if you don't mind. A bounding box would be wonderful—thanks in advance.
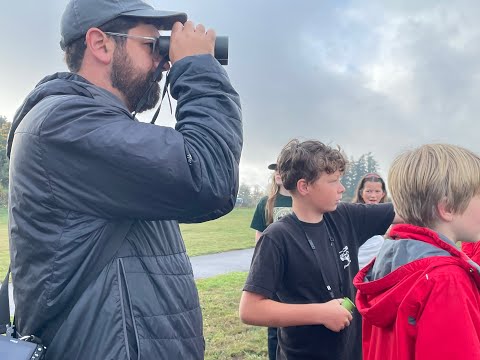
[353,224,480,328]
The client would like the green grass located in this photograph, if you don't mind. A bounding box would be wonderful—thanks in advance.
[0,208,8,277]
[0,207,256,273]
[181,207,256,256]
[197,272,267,360]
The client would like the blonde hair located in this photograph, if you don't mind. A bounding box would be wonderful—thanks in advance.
[388,144,480,227]
[265,172,281,226]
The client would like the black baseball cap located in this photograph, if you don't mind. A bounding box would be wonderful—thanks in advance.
[268,163,277,170]
[60,0,187,49]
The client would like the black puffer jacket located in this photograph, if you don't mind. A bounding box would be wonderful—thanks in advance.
[7,54,242,359]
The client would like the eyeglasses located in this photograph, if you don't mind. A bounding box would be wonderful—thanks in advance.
[104,31,161,60]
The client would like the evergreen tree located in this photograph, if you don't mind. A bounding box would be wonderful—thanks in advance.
[342,152,380,202]
[237,183,252,207]
[250,184,265,207]
[237,183,267,207]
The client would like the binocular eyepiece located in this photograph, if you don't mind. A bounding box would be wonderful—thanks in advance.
[157,36,229,65]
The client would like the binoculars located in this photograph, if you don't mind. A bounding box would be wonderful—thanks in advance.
[157,36,229,65]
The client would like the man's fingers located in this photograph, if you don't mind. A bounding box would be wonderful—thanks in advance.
[183,20,195,32]
[206,29,216,41]
[171,21,184,33]
[168,20,215,63]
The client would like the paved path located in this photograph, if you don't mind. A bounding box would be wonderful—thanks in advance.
[5,248,255,315]
[190,248,254,279]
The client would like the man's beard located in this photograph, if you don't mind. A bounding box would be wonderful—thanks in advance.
[111,47,162,113]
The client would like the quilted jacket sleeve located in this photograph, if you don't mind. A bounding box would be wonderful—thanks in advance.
[24,55,242,221]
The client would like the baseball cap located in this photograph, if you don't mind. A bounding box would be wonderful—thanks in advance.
[60,0,187,49]
[268,163,277,170]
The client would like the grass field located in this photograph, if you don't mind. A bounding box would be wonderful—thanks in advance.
[0,207,256,274]
[0,208,8,276]
[181,207,256,256]
[198,272,266,359]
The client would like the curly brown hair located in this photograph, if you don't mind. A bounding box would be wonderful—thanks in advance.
[277,139,347,193]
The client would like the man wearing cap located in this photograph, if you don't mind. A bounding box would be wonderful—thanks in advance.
[7,0,242,359]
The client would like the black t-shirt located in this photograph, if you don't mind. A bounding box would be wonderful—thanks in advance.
[301,220,344,299]
[243,202,395,360]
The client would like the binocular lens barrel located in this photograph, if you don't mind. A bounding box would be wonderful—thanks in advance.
[157,36,229,65]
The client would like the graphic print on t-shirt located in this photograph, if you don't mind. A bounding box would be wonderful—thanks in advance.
[273,206,293,222]
[339,246,351,269]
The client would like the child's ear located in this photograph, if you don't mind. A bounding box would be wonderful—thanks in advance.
[296,179,309,196]
[437,199,454,222]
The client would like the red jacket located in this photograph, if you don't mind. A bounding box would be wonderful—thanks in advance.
[463,242,480,264]
[354,224,480,360]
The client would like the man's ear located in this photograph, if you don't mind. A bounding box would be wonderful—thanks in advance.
[437,198,454,222]
[84,28,114,65]
[296,179,309,196]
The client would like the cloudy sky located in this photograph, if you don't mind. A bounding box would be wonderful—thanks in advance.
[2,0,480,187]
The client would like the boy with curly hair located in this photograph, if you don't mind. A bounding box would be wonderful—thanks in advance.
[240,139,398,359]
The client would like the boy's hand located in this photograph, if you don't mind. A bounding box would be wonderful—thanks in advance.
[319,299,353,332]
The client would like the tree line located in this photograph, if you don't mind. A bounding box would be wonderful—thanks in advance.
[0,114,380,208]
[237,152,381,207]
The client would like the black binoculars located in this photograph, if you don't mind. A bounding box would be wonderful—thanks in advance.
[157,36,229,65]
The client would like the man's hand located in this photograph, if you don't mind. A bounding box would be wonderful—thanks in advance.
[169,21,216,64]
[318,299,354,332]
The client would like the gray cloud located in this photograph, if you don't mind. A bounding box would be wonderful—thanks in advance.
[2,0,480,186]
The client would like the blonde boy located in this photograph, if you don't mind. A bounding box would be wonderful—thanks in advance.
[240,139,398,360]
[354,144,480,360]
